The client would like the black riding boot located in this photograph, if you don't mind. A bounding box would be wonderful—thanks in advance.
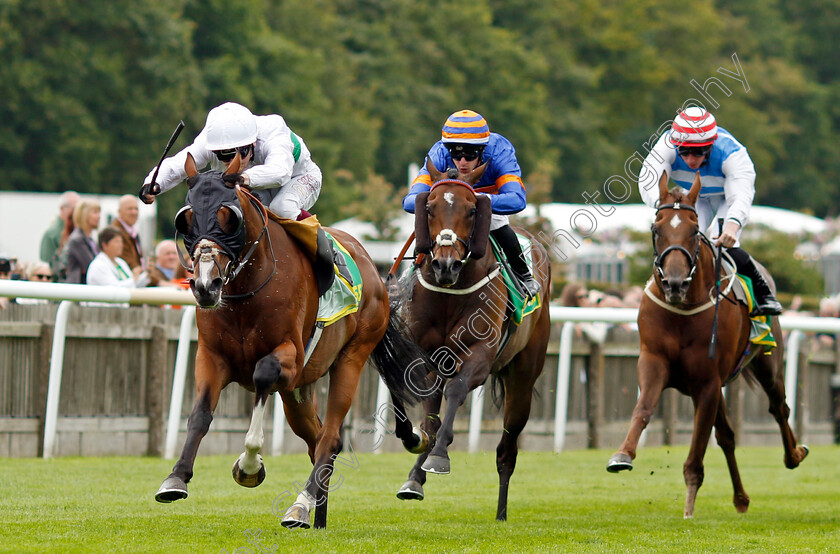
[727,247,783,316]
[490,225,540,298]
[313,227,336,297]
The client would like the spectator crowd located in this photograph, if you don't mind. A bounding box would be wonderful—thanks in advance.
[1,191,192,309]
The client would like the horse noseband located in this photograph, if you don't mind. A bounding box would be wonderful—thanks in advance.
[433,228,470,261]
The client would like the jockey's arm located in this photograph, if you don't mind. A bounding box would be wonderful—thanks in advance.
[721,147,756,232]
[638,134,676,208]
[141,131,215,203]
[241,116,296,189]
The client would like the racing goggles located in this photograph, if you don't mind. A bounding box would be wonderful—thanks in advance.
[213,145,252,163]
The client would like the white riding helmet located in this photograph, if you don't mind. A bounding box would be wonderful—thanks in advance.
[204,102,258,151]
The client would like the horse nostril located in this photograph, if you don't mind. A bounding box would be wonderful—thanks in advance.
[209,278,224,296]
[431,259,441,271]
[451,260,463,272]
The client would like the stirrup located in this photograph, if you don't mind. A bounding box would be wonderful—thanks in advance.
[751,298,783,317]
[517,273,540,299]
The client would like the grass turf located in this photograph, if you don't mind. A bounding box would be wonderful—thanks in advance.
[1,445,838,553]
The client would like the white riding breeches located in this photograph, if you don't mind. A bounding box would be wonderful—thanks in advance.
[695,195,742,246]
[267,166,323,220]
[490,214,509,231]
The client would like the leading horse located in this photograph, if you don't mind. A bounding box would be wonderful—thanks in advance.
[389,161,551,521]
[607,171,808,518]
[154,153,429,529]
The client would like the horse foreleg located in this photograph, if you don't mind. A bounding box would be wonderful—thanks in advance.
[683,384,720,519]
[607,354,668,472]
[714,395,749,513]
[156,370,224,503]
[749,343,809,469]
[422,362,488,475]
[397,387,443,501]
[233,344,298,489]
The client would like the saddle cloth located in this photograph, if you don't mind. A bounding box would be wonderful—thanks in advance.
[272,214,362,327]
[721,260,776,354]
[489,232,541,325]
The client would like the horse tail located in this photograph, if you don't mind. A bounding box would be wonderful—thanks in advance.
[370,307,434,407]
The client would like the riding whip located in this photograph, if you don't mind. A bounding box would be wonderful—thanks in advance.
[140,120,185,204]
[708,218,724,359]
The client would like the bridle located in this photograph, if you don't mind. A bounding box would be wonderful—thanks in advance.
[427,179,479,264]
[178,186,277,301]
[652,202,701,286]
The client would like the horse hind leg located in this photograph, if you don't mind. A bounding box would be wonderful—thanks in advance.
[748,342,809,469]
[683,384,720,519]
[714,394,749,513]
[496,360,542,521]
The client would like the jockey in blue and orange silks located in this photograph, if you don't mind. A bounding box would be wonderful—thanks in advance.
[403,109,540,297]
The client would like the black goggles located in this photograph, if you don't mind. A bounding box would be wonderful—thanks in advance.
[447,145,484,161]
[677,144,712,157]
[213,145,252,163]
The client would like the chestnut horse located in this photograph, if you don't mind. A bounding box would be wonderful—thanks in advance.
[154,153,428,529]
[388,161,551,521]
[607,171,808,518]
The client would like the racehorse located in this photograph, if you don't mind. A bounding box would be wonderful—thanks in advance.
[154,153,429,529]
[607,171,809,518]
[388,160,552,521]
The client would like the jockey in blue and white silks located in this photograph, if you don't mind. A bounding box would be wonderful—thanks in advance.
[640,126,755,239]
[638,106,781,316]
[403,109,539,298]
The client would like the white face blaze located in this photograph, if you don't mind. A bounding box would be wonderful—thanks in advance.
[443,192,455,206]
[670,214,682,229]
[194,239,222,290]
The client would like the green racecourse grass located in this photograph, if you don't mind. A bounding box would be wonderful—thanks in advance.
[1,446,838,553]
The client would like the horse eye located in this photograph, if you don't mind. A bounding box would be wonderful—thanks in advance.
[469,207,477,216]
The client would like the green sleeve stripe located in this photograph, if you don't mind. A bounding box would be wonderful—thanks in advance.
[290,131,301,163]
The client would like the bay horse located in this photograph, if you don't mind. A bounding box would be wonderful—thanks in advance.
[388,161,551,521]
[154,153,429,529]
[607,171,808,518]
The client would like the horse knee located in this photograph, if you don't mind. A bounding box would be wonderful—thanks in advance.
[254,356,284,394]
[443,377,469,403]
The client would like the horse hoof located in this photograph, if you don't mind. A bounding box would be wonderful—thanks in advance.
[155,476,188,503]
[421,455,450,474]
[396,480,425,501]
[606,453,633,473]
[403,427,429,455]
[232,457,266,488]
[281,503,311,529]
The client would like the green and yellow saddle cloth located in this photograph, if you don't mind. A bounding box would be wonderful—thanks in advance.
[274,215,362,326]
[488,232,541,325]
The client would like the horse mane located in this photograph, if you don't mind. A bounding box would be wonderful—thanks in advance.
[664,186,692,205]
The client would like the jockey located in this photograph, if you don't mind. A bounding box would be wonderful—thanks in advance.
[639,106,783,316]
[403,109,540,298]
[141,102,321,221]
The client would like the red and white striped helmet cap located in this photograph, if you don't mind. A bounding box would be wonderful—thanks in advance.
[669,106,718,147]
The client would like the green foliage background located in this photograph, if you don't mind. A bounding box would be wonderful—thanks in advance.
[2,0,838,239]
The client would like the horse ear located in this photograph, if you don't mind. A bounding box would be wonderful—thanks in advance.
[414,192,432,254]
[185,153,198,178]
[468,194,492,259]
[463,162,488,187]
[687,171,702,204]
[657,170,669,204]
[224,152,242,175]
[426,157,445,184]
